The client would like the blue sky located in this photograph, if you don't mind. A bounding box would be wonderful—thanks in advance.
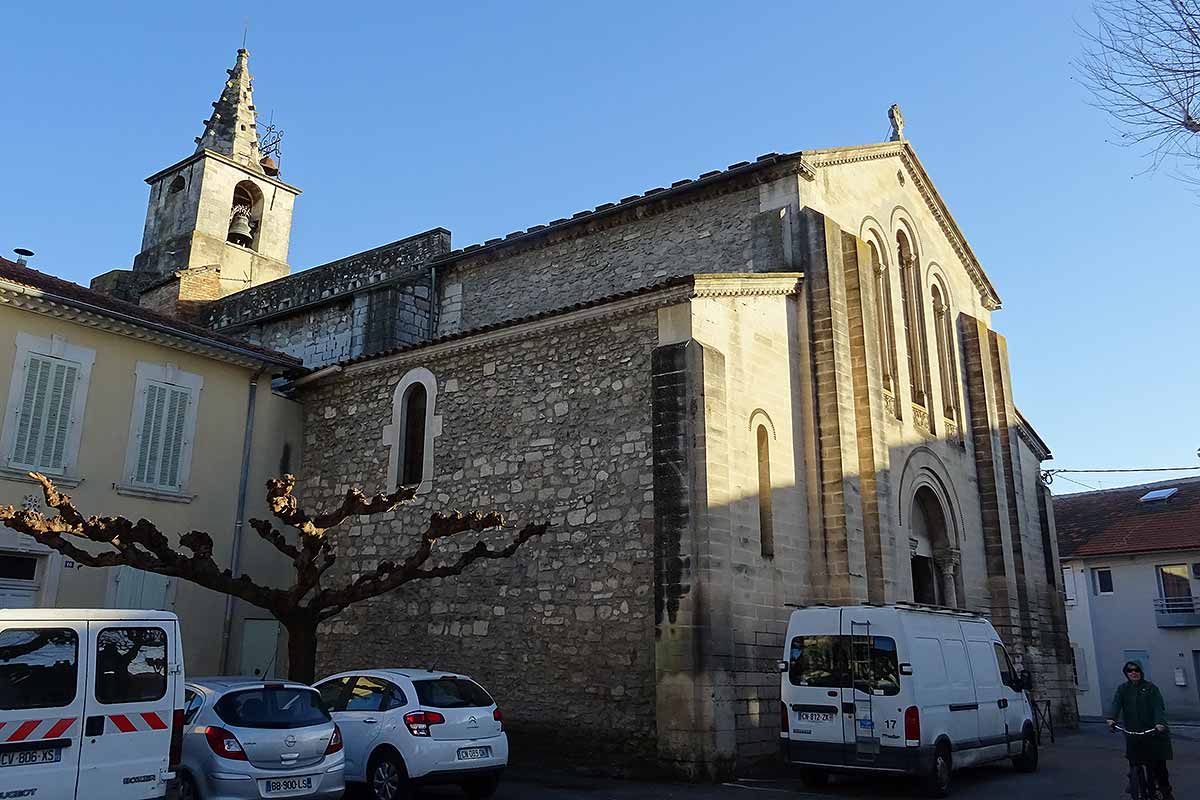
[2,1,1197,492]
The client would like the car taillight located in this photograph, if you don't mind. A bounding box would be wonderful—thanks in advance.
[169,709,185,769]
[904,706,921,746]
[403,710,445,737]
[325,724,343,755]
[493,708,503,731]
[781,702,789,733]
[203,726,247,760]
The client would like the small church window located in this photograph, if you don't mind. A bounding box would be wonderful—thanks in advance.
[896,230,930,409]
[168,175,185,195]
[400,384,427,486]
[756,424,774,559]
[868,238,899,402]
[930,282,960,421]
[385,367,438,493]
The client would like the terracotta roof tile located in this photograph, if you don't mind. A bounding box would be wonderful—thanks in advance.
[1054,476,1200,558]
[0,257,302,369]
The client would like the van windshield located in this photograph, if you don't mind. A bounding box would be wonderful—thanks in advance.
[789,635,900,696]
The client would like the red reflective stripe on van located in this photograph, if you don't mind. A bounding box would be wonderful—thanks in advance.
[7,720,40,741]
[44,718,76,738]
[109,715,137,733]
[140,712,168,730]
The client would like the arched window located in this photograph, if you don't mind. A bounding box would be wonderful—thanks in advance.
[168,175,185,195]
[228,180,264,251]
[896,231,930,409]
[930,282,960,423]
[399,383,427,486]
[756,424,774,559]
[867,238,899,402]
[384,367,438,492]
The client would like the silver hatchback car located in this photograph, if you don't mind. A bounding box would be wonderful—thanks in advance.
[177,678,345,800]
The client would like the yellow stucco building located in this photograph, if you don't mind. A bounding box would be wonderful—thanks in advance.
[0,255,303,677]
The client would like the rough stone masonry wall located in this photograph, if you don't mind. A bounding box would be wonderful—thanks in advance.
[202,229,449,328]
[299,310,661,763]
[225,284,431,365]
[438,185,775,335]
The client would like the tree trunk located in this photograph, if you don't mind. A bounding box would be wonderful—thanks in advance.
[284,618,319,683]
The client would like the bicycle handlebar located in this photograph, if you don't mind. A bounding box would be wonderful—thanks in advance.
[1112,724,1158,735]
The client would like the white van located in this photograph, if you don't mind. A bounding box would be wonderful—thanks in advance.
[779,604,1037,797]
[0,609,185,800]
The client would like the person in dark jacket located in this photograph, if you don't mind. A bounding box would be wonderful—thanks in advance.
[1106,660,1173,799]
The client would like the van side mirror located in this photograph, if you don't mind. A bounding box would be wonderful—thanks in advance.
[777,660,789,674]
[899,663,914,676]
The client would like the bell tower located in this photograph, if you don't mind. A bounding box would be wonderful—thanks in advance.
[98,49,301,308]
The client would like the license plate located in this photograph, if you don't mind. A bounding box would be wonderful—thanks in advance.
[0,747,62,768]
[458,746,491,760]
[797,712,834,723]
[264,776,313,793]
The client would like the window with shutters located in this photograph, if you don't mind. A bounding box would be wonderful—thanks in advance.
[120,362,202,498]
[0,333,95,479]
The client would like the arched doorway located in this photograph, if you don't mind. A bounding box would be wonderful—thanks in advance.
[910,486,958,606]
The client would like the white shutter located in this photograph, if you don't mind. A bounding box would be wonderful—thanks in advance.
[1062,566,1077,604]
[133,382,191,490]
[10,354,80,472]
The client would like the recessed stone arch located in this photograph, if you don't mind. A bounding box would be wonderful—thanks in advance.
[747,408,776,440]
[897,447,966,606]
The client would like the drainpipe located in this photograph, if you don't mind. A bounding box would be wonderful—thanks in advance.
[219,369,263,674]
[428,265,438,339]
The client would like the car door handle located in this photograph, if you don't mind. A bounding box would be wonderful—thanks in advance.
[363,717,378,724]
[998,699,1009,709]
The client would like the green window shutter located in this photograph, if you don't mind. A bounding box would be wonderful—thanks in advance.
[134,381,191,490]
[11,355,80,471]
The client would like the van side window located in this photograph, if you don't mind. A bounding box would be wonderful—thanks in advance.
[852,636,901,697]
[0,627,78,710]
[993,643,1017,689]
[788,636,848,688]
[95,627,167,704]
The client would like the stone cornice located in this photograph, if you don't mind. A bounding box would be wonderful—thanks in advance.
[335,273,802,380]
[805,142,1003,311]
[0,282,297,371]
[1015,408,1052,461]
[144,149,303,195]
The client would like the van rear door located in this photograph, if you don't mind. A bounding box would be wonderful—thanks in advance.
[841,615,902,767]
[78,619,176,798]
[0,619,86,798]
[782,608,845,765]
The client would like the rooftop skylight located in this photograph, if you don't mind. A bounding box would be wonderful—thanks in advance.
[1138,488,1178,503]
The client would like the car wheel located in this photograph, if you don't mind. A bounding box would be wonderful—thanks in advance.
[799,768,830,788]
[1013,728,1039,773]
[368,750,411,800]
[462,773,501,799]
[177,772,201,800]
[924,743,952,798]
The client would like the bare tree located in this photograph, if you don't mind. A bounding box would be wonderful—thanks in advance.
[1078,0,1200,175]
[0,473,545,682]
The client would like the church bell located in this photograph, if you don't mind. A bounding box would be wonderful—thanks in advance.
[227,209,254,247]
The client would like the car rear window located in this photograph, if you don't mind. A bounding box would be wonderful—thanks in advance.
[413,677,493,709]
[214,686,331,729]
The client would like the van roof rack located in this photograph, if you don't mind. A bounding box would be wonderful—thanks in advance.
[893,601,983,618]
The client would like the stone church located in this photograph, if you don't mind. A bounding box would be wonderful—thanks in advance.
[93,50,1075,777]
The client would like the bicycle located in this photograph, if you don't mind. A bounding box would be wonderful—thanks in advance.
[1111,725,1165,800]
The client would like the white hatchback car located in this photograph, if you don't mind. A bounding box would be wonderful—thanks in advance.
[314,669,507,800]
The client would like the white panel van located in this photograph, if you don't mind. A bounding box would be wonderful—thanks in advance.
[779,604,1037,796]
[0,609,185,800]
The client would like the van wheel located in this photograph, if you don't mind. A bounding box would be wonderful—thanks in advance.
[799,768,830,788]
[924,743,952,798]
[368,750,411,800]
[462,773,501,799]
[1013,728,1039,773]
[177,772,201,800]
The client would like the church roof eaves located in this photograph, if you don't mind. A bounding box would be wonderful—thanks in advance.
[313,272,803,381]
[429,140,1001,310]
[144,149,302,194]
